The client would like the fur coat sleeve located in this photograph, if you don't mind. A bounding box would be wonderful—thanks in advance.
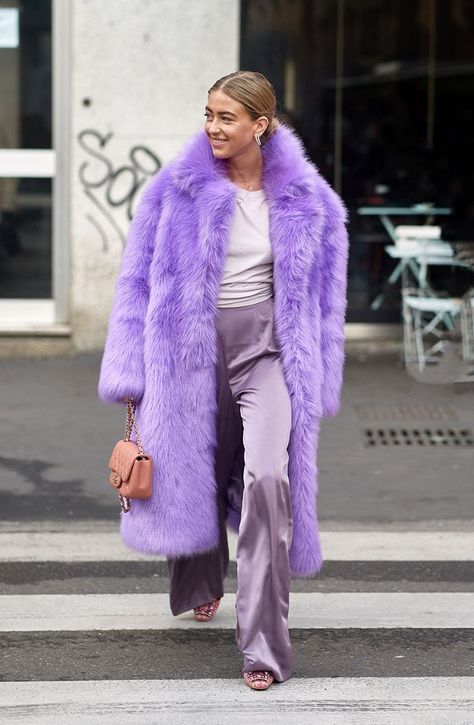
[315,182,350,419]
[97,167,169,404]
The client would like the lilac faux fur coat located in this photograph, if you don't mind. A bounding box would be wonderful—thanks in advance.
[98,122,349,576]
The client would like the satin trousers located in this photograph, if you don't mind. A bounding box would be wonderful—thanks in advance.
[167,296,294,682]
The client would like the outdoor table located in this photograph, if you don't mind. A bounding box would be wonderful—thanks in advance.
[357,204,452,310]
[357,204,452,242]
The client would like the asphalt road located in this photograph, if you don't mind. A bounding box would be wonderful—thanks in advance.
[1,351,473,723]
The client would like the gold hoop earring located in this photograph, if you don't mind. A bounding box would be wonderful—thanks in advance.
[254,134,262,146]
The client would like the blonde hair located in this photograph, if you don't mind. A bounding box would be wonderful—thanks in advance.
[208,70,280,145]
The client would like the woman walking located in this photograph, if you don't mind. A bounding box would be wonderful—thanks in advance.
[98,70,349,690]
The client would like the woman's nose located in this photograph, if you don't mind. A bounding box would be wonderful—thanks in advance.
[208,120,221,135]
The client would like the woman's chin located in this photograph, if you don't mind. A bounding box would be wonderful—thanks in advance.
[211,147,231,159]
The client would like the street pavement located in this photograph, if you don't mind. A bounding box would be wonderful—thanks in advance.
[0,350,473,723]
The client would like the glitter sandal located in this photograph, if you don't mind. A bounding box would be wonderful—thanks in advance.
[243,671,274,690]
[193,596,222,622]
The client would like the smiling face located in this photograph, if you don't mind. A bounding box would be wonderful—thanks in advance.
[204,89,269,160]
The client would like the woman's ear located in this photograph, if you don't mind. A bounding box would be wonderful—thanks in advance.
[256,116,269,135]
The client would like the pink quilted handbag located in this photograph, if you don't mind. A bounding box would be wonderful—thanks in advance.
[108,399,152,512]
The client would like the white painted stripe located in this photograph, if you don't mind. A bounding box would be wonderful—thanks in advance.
[325,531,474,561]
[0,531,160,563]
[0,678,472,725]
[1,592,473,632]
[1,530,473,562]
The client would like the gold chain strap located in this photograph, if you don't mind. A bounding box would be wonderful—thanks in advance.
[118,397,144,513]
[118,492,131,512]
[124,398,145,455]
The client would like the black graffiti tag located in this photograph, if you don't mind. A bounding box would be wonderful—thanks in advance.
[77,129,161,251]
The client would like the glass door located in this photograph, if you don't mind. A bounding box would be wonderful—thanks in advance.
[0,0,64,328]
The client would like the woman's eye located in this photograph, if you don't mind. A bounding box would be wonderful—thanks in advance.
[204,113,232,123]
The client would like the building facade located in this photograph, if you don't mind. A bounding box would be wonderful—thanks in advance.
[0,0,473,355]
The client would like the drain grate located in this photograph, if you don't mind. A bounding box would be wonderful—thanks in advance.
[364,427,474,447]
[354,403,459,421]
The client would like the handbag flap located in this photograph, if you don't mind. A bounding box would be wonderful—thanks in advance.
[108,440,140,481]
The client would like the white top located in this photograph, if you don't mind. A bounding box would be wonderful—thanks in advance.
[216,185,274,308]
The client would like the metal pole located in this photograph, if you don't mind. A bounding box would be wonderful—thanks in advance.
[427,0,436,150]
[334,0,345,193]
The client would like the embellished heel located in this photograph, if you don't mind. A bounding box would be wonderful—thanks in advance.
[193,596,222,622]
[243,671,274,690]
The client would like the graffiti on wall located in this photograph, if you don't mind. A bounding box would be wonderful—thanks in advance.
[77,129,162,252]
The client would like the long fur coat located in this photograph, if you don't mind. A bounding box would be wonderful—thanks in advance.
[98,122,349,576]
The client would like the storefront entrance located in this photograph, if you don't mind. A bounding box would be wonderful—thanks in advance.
[241,0,474,329]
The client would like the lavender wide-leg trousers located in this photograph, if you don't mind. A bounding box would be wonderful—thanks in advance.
[167,296,294,682]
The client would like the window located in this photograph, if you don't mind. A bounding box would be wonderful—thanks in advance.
[241,0,474,324]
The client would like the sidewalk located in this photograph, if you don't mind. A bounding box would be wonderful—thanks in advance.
[0,349,473,528]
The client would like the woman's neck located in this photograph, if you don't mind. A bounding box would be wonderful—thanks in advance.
[226,148,263,191]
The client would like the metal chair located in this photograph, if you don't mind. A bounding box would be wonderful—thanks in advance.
[395,225,443,248]
[402,289,463,370]
[371,225,448,310]
[394,225,450,289]
[460,290,474,362]
[401,254,473,371]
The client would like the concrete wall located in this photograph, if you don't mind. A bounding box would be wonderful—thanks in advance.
[70,0,240,350]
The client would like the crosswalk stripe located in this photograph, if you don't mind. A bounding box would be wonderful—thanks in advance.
[2,530,472,720]
[1,530,474,562]
[2,592,473,632]
[0,678,473,724]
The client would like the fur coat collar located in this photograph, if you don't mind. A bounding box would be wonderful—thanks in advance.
[98,122,349,576]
